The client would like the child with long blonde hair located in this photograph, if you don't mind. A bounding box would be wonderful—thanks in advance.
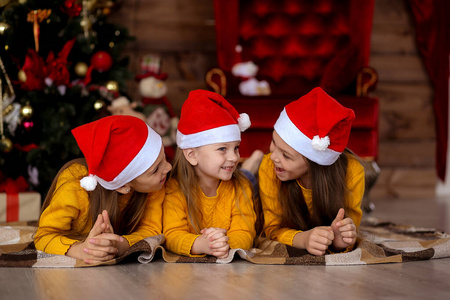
[163,90,256,258]
[35,115,172,264]
[259,87,364,255]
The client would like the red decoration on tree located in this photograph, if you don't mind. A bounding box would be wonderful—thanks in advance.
[60,0,82,17]
[46,39,76,86]
[90,51,113,72]
[19,50,46,91]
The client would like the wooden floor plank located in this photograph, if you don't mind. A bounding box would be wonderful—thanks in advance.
[1,197,450,299]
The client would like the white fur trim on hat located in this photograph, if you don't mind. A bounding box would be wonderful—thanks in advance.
[274,109,339,165]
[95,125,162,190]
[177,124,241,149]
[238,113,251,132]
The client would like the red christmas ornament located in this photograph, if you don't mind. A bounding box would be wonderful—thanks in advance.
[90,51,113,72]
[61,0,82,17]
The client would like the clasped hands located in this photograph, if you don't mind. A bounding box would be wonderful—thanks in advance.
[191,227,230,259]
[294,208,357,256]
[66,210,129,264]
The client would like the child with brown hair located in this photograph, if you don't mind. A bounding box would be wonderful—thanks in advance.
[34,115,172,264]
[259,87,364,255]
[163,90,256,258]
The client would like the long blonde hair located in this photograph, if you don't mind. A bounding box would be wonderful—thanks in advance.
[38,158,148,241]
[168,148,253,233]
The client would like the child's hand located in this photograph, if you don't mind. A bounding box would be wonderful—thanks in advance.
[101,209,114,234]
[201,227,230,258]
[201,227,227,242]
[66,214,124,264]
[296,226,334,256]
[96,210,130,256]
[331,208,357,251]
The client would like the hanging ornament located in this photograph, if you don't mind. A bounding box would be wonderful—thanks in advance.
[80,16,92,32]
[75,62,88,76]
[0,78,13,153]
[26,9,52,52]
[0,55,15,108]
[91,51,113,72]
[18,70,27,82]
[20,103,33,118]
[80,0,97,39]
[105,80,118,92]
[94,99,105,111]
[0,136,12,153]
[0,22,10,35]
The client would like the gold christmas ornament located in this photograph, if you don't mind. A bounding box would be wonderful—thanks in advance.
[80,17,92,31]
[105,80,119,92]
[94,99,105,111]
[20,104,33,118]
[18,70,27,82]
[75,62,88,77]
[0,135,12,153]
[0,22,10,35]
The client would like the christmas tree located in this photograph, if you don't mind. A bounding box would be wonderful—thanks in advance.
[0,0,133,196]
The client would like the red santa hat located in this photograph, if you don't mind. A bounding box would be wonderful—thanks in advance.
[176,89,251,149]
[72,115,162,191]
[274,87,355,165]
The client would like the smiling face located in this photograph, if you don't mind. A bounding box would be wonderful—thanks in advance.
[128,145,172,193]
[184,141,240,190]
[269,130,309,182]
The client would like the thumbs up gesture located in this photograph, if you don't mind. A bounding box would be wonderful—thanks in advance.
[330,208,357,251]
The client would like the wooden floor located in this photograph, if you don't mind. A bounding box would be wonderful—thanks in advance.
[1,196,450,300]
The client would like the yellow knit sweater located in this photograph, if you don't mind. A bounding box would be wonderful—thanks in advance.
[34,163,165,255]
[163,178,256,257]
[259,153,364,247]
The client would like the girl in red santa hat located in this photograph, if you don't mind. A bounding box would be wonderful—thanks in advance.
[163,89,256,259]
[35,115,172,264]
[258,87,364,255]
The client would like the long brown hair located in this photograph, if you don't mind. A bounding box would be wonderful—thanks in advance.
[168,148,253,234]
[277,150,351,232]
[38,158,148,241]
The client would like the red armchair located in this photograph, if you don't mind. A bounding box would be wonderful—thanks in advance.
[206,0,379,162]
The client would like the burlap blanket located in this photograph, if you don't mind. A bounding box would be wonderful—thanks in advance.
[1,217,449,268]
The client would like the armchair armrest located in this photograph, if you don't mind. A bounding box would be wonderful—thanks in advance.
[356,66,378,97]
[205,68,227,97]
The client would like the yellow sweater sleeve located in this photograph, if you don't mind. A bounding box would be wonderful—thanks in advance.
[122,187,165,246]
[259,154,300,246]
[345,155,365,227]
[34,163,90,255]
[163,179,202,257]
[227,180,256,250]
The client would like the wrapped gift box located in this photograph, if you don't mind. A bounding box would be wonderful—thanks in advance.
[0,192,41,222]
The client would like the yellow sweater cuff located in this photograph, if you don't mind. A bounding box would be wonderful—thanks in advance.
[279,230,302,247]
[180,234,205,257]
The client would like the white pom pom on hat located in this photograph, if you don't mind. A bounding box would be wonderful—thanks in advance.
[176,90,251,149]
[238,113,251,132]
[274,87,355,166]
[72,115,162,191]
[311,135,330,151]
[80,174,98,191]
